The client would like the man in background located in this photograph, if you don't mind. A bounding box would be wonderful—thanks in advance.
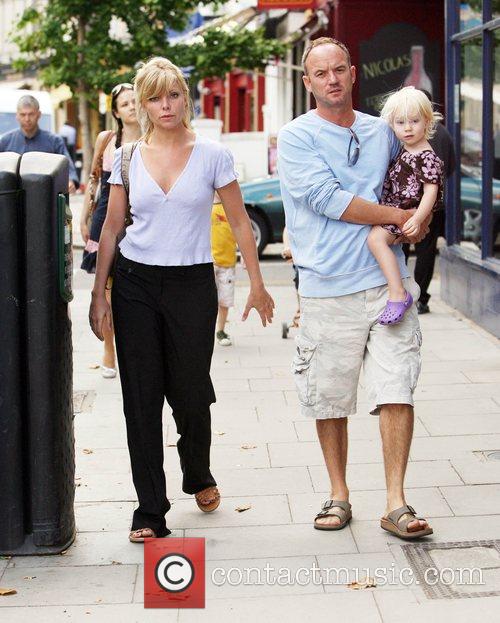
[58,120,77,164]
[0,95,78,193]
[404,90,457,314]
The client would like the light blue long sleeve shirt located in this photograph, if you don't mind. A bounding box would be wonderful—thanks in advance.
[277,109,409,297]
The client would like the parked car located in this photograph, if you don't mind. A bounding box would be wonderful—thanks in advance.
[461,164,500,246]
[241,167,500,255]
[241,177,284,255]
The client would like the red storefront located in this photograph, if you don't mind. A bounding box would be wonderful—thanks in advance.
[202,71,266,133]
[327,0,445,114]
[201,0,445,132]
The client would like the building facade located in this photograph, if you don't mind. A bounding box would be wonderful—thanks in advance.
[440,0,500,337]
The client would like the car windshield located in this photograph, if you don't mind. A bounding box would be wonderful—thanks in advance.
[0,113,52,137]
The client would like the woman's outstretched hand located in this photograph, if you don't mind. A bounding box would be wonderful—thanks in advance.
[242,284,275,327]
[89,292,112,341]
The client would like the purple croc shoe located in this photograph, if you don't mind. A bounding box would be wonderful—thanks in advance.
[378,291,413,326]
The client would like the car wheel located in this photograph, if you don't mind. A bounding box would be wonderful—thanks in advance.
[463,209,482,244]
[246,208,269,256]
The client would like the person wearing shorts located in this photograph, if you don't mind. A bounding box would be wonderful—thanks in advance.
[277,37,433,540]
[211,197,237,346]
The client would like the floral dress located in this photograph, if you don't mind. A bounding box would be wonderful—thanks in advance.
[381,148,444,235]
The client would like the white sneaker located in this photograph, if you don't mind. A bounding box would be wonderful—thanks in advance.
[216,330,232,346]
[101,365,117,379]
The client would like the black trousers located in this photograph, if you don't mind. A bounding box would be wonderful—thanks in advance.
[112,253,218,536]
[403,210,445,306]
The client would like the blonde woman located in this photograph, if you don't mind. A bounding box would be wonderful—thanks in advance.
[89,57,274,541]
[81,84,141,377]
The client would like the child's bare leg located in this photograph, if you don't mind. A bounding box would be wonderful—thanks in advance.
[217,305,229,333]
[367,226,406,301]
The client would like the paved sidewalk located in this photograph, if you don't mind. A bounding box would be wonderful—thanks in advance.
[1,256,500,622]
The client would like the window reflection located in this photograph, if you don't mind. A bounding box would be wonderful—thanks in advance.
[460,2,483,32]
[460,37,483,251]
[493,30,500,256]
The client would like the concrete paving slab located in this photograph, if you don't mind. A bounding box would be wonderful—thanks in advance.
[0,604,179,622]
[185,523,357,560]
[166,495,291,529]
[440,484,500,516]
[75,501,136,533]
[0,564,137,607]
[177,593,381,622]
[374,590,500,623]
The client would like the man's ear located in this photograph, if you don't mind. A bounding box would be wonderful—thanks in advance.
[302,74,312,93]
[351,65,356,85]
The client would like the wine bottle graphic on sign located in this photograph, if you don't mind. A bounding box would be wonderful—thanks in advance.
[404,45,432,96]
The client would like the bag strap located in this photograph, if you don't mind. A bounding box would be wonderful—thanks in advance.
[120,141,139,225]
[91,130,115,180]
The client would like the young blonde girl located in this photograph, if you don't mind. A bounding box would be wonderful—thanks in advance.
[367,86,444,325]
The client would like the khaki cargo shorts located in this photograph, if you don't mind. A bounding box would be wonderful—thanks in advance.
[292,277,422,418]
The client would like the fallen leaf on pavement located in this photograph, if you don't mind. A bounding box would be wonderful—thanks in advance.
[82,449,93,454]
[23,576,36,580]
[111,561,122,565]
[235,504,251,512]
[0,588,17,596]
[88,364,100,369]
[347,577,376,590]
[214,431,226,436]
[166,443,177,447]
[241,444,257,450]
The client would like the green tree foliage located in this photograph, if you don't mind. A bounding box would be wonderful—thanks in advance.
[174,27,286,83]
[12,1,286,178]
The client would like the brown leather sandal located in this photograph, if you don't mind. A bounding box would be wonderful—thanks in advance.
[380,504,433,540]
[195,486,221,513]
[129,527,157,543]
[314,499,352,531]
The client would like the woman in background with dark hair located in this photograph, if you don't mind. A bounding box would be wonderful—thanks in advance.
[80,83,141,378]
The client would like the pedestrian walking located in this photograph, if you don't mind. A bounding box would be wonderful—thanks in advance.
[80,83,141,378]
[403,90,456,315]
[58,120,77,163]
[278,37,433,539]
[89,56,274,541]
[211,193,237,346]
[0,94,79,192]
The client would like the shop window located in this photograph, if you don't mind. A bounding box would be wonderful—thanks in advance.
[493,29,500,257]
[459,36,483,252]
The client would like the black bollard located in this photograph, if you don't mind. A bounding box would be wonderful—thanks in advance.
[20,152,75,553]
[0,152,24,552]
[0,152,75,554]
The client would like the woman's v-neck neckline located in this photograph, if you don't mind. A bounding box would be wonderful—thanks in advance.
[137,134,198,198]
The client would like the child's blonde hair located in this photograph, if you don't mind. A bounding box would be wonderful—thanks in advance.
[134,56,193,142]
[380,86,442,140]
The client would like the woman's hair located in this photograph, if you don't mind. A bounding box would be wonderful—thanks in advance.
[111,83,134,148]
[380,86,442,139]
[134,56,193,142]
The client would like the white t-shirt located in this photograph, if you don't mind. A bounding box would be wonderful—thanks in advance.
[108,134,238,266]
